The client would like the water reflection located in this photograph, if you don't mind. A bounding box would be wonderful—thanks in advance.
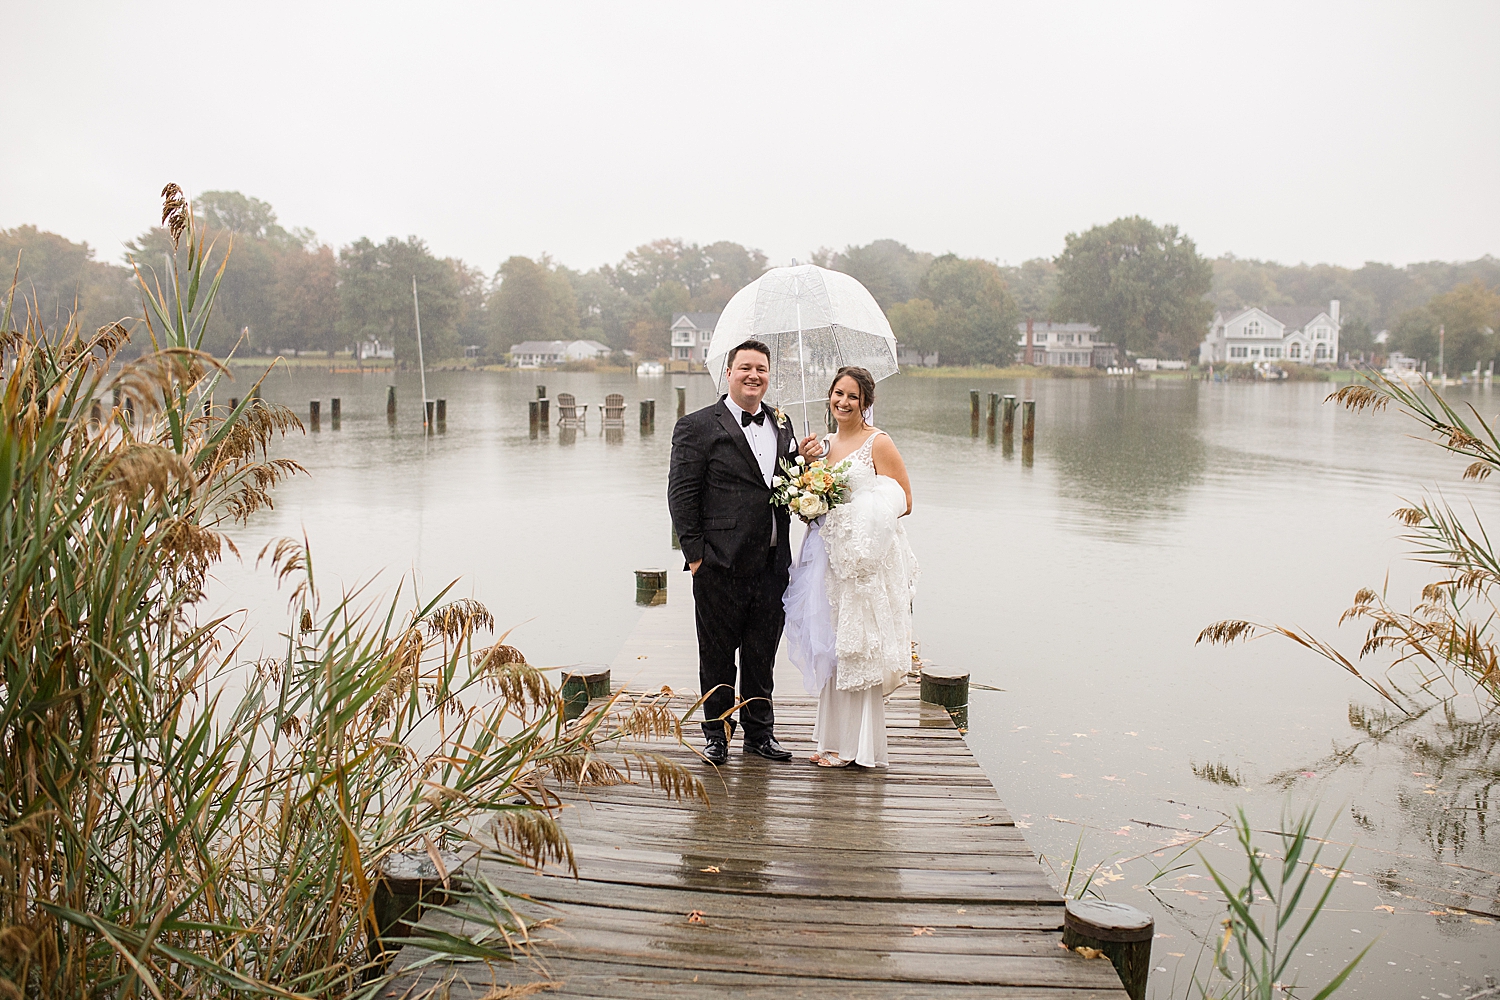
[1049,380,1206,523]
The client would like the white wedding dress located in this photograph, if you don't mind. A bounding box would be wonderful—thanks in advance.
[783,430,918,767]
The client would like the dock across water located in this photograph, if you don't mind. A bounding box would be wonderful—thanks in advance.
[393,576,1132,998]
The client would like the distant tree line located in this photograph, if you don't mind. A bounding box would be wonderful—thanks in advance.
[3,193,1495,367]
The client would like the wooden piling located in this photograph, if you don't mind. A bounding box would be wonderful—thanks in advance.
[436,398,446,425]
[560,667,612,720]
[112,387,121,409]
[229,397,239,412]
[529,399,540,436]
[424,400,435,430]
[969,389,980,435]
[203,397,212,418]
[635,568,667,606]
[309,400,321,430]
[370,850,464,964]
[536,385,547,400]
[1022,399,1036,444]
[538,397,550,427]
[919,667,969,711]
[676,386,686,420]
[987,392,998,434]
[330,398,341,426]
[640,399,653,432]
[387,386,397,422]
[1063,899,1154,1000]
[1002,394,1016,436]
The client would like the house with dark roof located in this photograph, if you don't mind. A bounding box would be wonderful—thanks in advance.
[670,312,720,364]
[1199,300,1341,365]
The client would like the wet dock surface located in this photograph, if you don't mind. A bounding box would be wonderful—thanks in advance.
[391,574,1129,997]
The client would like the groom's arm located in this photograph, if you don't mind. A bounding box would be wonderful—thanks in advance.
[667,416,706,572]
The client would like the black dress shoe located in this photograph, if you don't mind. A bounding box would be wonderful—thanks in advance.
[703,739,729,766]
[745,736,793,761]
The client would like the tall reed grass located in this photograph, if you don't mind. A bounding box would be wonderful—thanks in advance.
[0,187,701,998]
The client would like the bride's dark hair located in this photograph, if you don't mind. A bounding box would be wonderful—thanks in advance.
[829,367,876,418]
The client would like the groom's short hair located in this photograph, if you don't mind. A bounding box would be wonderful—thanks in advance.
[726,340,772,369]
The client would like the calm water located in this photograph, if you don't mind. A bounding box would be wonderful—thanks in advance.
[210,368,1500,998]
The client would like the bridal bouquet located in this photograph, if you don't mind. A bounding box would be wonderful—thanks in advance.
[771,455,853,522]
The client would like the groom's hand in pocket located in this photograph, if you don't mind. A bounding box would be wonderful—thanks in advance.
[689,559,702,576]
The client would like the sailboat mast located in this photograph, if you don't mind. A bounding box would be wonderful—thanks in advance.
[412,276,429,428]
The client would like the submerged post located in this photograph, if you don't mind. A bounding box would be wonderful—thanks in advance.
[436,398,446,427]
[1063,900,1153,1000]
[676,385,686,420]
[1022,399,1036,444]
[539,397,550,427]
[969,389,980,435]
[640,399,653,432]
[331,398,341,428]
[1002,394,1016,436]
[987,392,998,435]
[387,386,397,423]
[528,400,539,437]
[424,400,435,431]
[309,400,321,430]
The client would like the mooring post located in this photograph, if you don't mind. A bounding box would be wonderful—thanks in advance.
[91,400,102,425]
[640,400,651,432]
[648,398,657,429]
[969,389,980,435]
[309,400,321,430]
[561,666,612,721]
[987,392,998,435]
[330,398,341,428]
[1022,399,1036,444]
[919,665,970,730]
[676,386,686,420]
[424,400,435,431]
[1063,900,1153,1000]
[528,400,539,437]
[1002,394,1016,436]
[370,850,465,966]
[536,385,546,400]
[436,398,446,426]
[538,397,550,428]
[203,397,212,418]
[635,568,667,606]
[387,385,396,423]
[229,397,239,412]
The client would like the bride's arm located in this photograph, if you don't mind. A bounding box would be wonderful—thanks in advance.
[871,434,913,515]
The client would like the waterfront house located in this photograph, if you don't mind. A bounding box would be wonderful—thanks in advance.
[509,340,612,368]
[896,343,940,367]
[1015,321,1116,367]
[1199,300,1341,365]
[670,313,720,365]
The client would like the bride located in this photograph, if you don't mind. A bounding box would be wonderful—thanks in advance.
[784,366,918,768]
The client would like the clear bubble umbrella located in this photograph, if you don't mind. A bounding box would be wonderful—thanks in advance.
[705,263,899,435]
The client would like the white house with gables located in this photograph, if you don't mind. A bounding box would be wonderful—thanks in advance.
[1015,321,1116,367]
[1199,300,1341,365]
[508,339,611,368]
[670,312,720,364]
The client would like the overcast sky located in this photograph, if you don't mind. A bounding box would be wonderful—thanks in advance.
[5,1,1497,273]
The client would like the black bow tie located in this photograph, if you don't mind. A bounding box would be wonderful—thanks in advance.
[740,409,766,427]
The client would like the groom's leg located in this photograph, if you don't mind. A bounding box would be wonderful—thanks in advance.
[693,567,747,742]
[737,563,788,744]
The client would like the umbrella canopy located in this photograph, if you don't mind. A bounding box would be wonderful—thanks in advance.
[706,264,898,410]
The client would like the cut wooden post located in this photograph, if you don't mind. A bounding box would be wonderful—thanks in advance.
[987,392,998,437]
[676,386,686,419]
[640,400,652,431]
[1022,399,1036,444]
[560,667,612,720]
[920,666,970,731]
[229,397,239,412]
[370,849,465,964]
[330,397,341,427]
[635,567,667,606]
[969,389,980,435]
[387,385,397,422]
[424,400,435,430]
[536,384,547,400]
[1063,899,1153,1000]
[203,397,212,418]
[309,400,320,430]
[528,399,540,437]
[1002,394,1016,436]
[538,398,550,427]
[436,398,446,425]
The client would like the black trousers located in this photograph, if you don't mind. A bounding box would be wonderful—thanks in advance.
[692,563,787,743]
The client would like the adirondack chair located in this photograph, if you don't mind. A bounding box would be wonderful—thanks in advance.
[601,393,626,430]
[556,392,585,428]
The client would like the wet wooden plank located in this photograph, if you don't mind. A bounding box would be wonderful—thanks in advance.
[390,614,1127,997]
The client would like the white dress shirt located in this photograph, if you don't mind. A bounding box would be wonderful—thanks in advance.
[723,395,791,546]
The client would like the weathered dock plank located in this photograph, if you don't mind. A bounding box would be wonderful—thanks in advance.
[390,571,1129,997]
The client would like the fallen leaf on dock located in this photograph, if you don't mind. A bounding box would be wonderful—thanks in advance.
[700,865,720,873]
[1374,905,1395,914]
[686,910,707,923]
[1059,773,1074,779]
[1074,946,1105,959]
[912,926,934,936]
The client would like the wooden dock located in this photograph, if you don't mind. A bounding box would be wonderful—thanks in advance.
[391,574,1131,998]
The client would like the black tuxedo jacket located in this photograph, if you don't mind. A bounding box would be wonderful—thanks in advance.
[668,397,797,577]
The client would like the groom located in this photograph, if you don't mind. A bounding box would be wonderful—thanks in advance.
[668,339,816,765]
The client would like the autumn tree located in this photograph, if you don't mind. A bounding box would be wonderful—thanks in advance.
[828,240,933,309]
[1054,216,1213,360]
[0,226,134,337]
[486,255,578,357]
[338,236,462,362]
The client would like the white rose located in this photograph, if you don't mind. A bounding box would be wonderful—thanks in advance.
[772,476,782,487]
[795,455,806,466]
[796,494,822,517]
